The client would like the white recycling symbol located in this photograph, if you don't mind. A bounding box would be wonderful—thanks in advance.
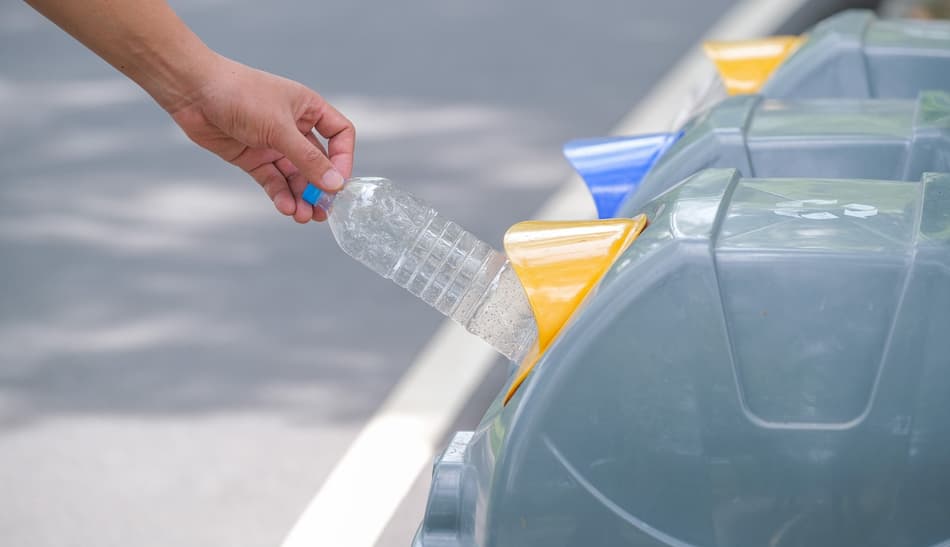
[773,199,878,220]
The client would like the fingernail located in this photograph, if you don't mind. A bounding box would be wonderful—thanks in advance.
[322,169,344,191]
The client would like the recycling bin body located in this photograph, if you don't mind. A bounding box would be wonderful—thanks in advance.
[414,168,950,547]
[740,10,950,99]
[619,91,950,215]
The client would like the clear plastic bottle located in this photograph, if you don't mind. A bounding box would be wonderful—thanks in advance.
[304,178,538,363]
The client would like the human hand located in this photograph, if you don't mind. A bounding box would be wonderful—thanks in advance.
[169,55,354,223]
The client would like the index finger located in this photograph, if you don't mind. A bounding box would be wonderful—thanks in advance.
[312,102,355,179]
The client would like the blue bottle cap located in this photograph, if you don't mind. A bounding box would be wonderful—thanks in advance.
[563,132,682,219]
[302,183,323,206]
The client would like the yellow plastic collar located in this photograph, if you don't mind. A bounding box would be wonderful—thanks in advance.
[703,36,804,95]
[502,216,648,403]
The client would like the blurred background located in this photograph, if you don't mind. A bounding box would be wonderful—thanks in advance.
[0,0,919,546]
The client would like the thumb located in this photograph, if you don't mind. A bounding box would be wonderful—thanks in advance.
[272,125,344,192]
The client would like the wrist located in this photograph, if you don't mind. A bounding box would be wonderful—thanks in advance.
[126,34,220,113]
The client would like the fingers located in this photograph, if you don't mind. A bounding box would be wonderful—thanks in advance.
[310,101,355,179]
[249,162,295,216]
[271,123,344,193]
[274,156,318,224]
[303,130,329,158]
[311,205,328,223]
[230,146,284,173]
[236,132,328,222]
[302,134,329,222]
[246,155,325,223]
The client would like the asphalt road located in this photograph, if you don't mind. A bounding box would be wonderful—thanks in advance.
[0,1,734,546]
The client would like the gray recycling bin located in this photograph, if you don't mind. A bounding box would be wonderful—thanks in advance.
[678,11,950,136]
[414,168,950,547]
[760,10,950,99]
[620,90,950,215]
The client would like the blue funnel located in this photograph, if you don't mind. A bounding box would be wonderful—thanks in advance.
[564,132,681,218]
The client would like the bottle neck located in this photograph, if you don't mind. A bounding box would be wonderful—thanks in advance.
[302,183,338,215]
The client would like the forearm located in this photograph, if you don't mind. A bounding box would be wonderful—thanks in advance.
[26,0,217,111]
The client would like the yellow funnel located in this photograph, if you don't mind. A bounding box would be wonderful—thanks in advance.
[703,36,804,95]
[502,216,648,403]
